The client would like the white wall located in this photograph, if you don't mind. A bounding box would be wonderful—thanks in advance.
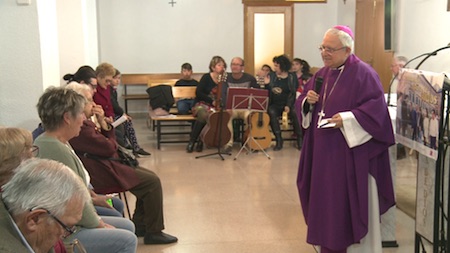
[0,0,98,130]
[56,0,86,85]
[56,0,99,86]
[294,1,341,68]
[0,0,43,130]
[97,0,244,74]
[396,0,450,73]
[37,0,60,90]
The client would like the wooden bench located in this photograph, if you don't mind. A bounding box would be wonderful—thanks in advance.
[151,114,196,150]
[148,86,197,149]
[121,73,204,114]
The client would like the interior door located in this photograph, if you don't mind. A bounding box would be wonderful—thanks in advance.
[355,0,393,92]
[244,4,293,75]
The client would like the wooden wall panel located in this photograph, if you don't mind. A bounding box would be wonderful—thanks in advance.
[355,0,393,92]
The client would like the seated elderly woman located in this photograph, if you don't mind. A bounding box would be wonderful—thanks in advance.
[34,87,138,252]
[36,84,177,245]
[0,127,35,187]
[1,158,90,253]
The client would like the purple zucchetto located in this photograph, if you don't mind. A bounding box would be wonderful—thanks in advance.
[333,25,354,39]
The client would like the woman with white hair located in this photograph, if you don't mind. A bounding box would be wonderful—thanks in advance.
[34,87,137,253]
[65,82,177,245]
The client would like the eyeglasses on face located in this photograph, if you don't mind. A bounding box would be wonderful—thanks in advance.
[88,83,98,89]
[30,207,77,238]
[318,45,347,54]
[31,145,39,157]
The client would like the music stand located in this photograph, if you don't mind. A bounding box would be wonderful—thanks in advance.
[225,88,271,160]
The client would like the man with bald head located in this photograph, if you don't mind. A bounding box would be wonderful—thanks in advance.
[222,57,260,153]
[296,26,395,252]
[390,55,408,96]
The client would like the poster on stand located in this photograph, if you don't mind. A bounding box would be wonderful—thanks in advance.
[395,69,445,160]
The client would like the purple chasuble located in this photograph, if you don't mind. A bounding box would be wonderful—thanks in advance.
[295,54,395,251]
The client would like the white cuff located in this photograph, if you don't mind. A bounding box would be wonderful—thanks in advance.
[339,111,372,148]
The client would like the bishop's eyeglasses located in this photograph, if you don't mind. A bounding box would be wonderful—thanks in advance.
[318,45,347,54]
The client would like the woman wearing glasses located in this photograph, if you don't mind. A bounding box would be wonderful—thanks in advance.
[34,87,137,253]
[63,65,98,93]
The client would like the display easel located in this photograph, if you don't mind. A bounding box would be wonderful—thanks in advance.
[414,77,450,253]
[409,43,450,253]
[225,88,271,160]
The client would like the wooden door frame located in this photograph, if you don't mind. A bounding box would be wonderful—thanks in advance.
[355,0,393,92]
[244,4,294,75]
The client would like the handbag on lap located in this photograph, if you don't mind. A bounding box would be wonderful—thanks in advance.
[81,145,139,168]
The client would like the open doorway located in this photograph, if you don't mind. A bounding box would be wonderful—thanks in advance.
[244,4,293,75]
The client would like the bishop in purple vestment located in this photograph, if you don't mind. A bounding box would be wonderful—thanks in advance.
[295,26,395,252]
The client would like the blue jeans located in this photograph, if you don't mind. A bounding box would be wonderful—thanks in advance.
[95,197,124,217]
[72,216,137,253]
[177,99,195,115]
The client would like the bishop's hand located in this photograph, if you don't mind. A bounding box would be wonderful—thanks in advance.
[306,90,319,105]
[330,113,343,128]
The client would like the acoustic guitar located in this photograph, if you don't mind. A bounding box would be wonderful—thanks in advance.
[201,72,231,148]
[244,111,272,150]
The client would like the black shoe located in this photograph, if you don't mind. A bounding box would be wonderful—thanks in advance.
[195,141,203,152]
[273,145,283,151]
[134,148,151,156]
[273,141,283,151]
[144,232,178,245]
[296,137,303,150]
[274,133,283,151]
[186,141,195,153]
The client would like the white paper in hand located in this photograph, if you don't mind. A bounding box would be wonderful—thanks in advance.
[111,114,127,128]
[318,118,336,128]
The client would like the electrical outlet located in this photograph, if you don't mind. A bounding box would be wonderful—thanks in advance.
[17,0,31,5]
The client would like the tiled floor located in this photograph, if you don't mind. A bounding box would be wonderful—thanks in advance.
[124,117,419,253]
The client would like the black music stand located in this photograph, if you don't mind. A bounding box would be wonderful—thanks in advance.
[195,97,231,161]
[226,88,271,160]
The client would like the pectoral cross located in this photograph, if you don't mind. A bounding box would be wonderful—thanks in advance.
[318,110,325,124]
[318,109,325,122]
[168,0,176,7]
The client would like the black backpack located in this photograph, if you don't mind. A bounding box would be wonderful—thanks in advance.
[146,85,175,111]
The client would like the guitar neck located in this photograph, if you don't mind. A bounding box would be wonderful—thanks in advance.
[215,72,227,110]
[215,81,222,110]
